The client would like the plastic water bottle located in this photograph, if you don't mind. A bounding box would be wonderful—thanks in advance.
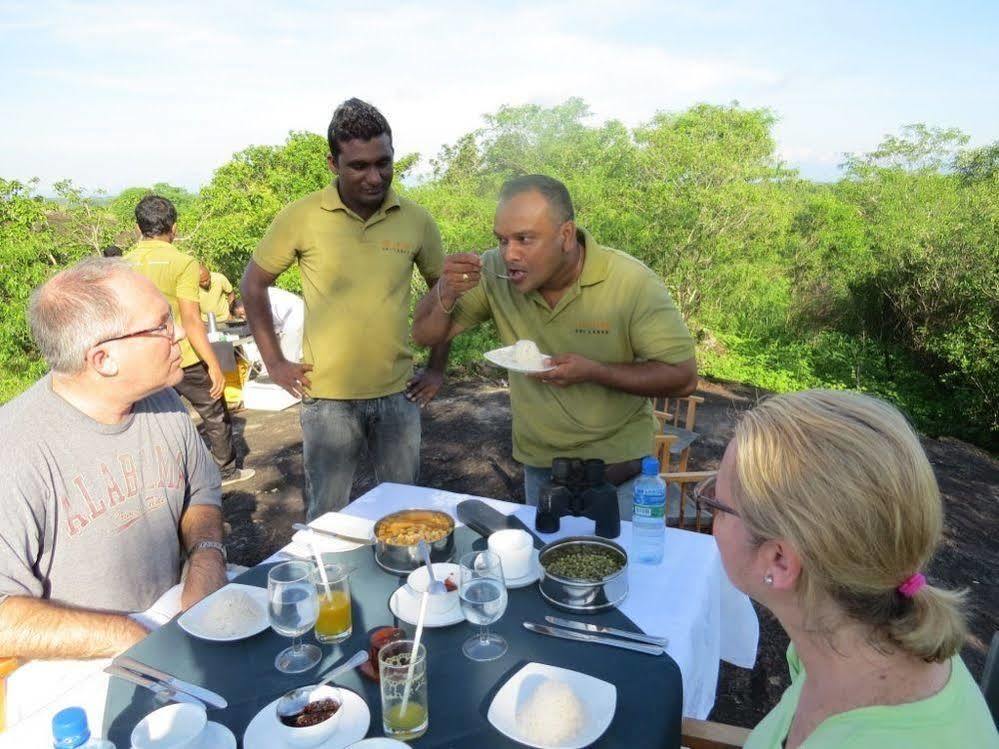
[52,707,116,748]
[632,455,666,564]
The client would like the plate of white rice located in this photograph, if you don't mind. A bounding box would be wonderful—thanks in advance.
[178,584,269,642]
[484,340,555,374]
[487,662,616,748]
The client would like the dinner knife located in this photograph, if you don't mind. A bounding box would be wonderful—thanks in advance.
[105,665,208,708]
[523,621,664,656]
[544,616,669,648]
[292,522,375,546]
[114,656,227,709]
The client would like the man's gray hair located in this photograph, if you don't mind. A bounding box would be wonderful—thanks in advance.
[28,257,132,374]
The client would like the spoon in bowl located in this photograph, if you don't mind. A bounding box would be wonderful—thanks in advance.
[276,649,369,718]
[418,540,448,597]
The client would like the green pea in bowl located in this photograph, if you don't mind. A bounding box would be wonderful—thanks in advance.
[538,536,629,612]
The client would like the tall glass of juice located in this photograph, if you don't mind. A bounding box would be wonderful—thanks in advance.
[312,561,352,644]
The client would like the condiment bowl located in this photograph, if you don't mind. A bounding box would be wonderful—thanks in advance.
[274,684,343,748]
[406,562,460,615]
[130,703,207,749]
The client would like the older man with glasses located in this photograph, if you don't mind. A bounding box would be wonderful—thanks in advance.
[0,257,228,662]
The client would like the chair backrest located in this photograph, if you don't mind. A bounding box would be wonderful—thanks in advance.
[652,395,704,473]
[982,631,999,730]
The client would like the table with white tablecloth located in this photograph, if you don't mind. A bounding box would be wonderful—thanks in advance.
[295,483,760,719]
[1,482,758,746]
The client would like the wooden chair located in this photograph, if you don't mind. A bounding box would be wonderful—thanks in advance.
[0,657,20,732]
[681,717,750,748]
[653,395,705,474]
[652,396,714,531]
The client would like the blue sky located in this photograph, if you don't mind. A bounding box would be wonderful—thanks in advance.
[2,0,997,193]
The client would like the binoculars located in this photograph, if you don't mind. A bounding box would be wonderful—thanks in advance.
[534,458,621,539]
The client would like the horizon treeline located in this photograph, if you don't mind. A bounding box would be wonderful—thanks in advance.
[2,99,996,450]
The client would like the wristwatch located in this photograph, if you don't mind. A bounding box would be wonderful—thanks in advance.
[189,540,227,563]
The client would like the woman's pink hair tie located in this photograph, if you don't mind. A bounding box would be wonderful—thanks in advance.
[897,572,926,598]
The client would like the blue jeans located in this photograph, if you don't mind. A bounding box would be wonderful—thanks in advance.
[523,465,638,521]
[300,392,421,520]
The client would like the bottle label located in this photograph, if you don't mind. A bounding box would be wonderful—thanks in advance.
[633,504,664,520]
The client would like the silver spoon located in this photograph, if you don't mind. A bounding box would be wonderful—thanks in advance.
[418,540,448,596]
[275,649,369,718]
[483,267,513,280]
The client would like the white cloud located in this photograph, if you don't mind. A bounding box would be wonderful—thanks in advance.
[5,0,993,191]
[0,0,788,191]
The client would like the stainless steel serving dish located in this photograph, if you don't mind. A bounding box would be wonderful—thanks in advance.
[538,536,629,612]
[372,509,455,575]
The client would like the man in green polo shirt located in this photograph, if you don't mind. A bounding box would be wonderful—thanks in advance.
[242,98,450,519]
[127,195,254,488]
[413,175,697,518]
[198,264,235,323]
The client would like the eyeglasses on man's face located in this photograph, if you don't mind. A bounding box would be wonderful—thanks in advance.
[94,314,175,346]
[693,475,740,518]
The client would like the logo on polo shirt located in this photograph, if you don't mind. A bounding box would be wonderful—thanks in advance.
[381,241,415,256]
[575,321,611,335]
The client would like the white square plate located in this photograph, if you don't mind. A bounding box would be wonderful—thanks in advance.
[178,583,269,642]
[487,662,616,748]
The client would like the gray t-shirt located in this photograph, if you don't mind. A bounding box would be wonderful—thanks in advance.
[0,376,222,613]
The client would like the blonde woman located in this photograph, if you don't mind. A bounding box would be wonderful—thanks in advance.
[699,390,997,748]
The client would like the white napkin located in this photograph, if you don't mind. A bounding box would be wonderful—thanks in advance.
[283,513,375,559]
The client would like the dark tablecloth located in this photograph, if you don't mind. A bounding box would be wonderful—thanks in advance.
[103,528,682,747]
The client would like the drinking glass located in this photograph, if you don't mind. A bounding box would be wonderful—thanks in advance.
[379,640,429,740]
[458,550,508,661]
[312,561,352,644]
[267,560,322,673]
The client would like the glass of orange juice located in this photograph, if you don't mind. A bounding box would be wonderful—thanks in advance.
[312,562,352,644]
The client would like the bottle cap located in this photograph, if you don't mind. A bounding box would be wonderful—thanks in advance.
[52,706,90,747]
[641,456,660,476]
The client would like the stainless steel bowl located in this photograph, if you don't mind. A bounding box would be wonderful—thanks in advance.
[372,509,455,575]
[538,536,628,612]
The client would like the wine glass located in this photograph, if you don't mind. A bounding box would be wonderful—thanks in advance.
[267,560,322,673]
[458,550,508,661]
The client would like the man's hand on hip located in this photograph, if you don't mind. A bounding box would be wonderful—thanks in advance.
[268,359,313,399]
[529,353,601,387]
[405,368,444,406]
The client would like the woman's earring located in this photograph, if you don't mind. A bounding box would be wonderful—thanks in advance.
[764,573,774,586]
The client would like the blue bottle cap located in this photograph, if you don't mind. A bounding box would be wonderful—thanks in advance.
[52,706,90,748]
[641,455,660,476]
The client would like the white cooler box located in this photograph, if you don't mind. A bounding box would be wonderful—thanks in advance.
[241,378,300,411]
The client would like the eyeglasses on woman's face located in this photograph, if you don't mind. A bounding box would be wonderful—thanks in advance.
[693,475,740,518]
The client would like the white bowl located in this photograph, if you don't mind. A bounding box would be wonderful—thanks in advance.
[406,562,460,616]
[131,703,207,749]
[275,684,344,748]
[488,529,533,580]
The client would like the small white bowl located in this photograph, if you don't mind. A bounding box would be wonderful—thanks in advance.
[488,529,533,580]
[406,562,460,616]
[275,684,344,748]
[130,703,207,749]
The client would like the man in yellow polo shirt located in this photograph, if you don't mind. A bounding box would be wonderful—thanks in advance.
[242,98,450,519]
[413,175,697,518]
[198,264,235,323]
[127,195,253,488]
